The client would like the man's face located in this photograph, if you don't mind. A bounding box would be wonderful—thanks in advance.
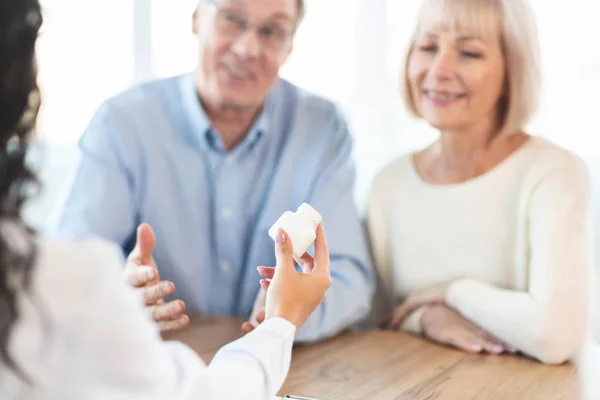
[193,0,298,109]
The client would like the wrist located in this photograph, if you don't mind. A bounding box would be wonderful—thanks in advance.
[266,306,303,329]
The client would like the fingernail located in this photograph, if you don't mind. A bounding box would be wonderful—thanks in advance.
[507,345,518,353]
[276,229,287,245]
[492,345,504,353]
[471,344,482,352]
[146,269,156,280]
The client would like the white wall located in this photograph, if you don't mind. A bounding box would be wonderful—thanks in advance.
[23,143,80,233]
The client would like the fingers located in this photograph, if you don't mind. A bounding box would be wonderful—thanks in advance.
[485,334,518,353]
[126,266,157,288]
[294,253,315,273]
[480,340,504,354]
[158,315,190,333]
[257,266,275,279]
[255,309,266,324]
[143,281,175,305]
[149,299,186,322]
[466,325,505,354]
[241,322,256,334]
[242,309,266,334]
[420,305,509,355]
[274,228,295,276]
[460,328,503,354]
[260,279,271,292]
[452,332,505,354]
[312,223,330,275]
[505,344,519,354]
[441,326,504,355]
[448,332,489,354]
[129,223,156,265]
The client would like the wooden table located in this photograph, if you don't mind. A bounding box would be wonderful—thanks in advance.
[164,315,581,400]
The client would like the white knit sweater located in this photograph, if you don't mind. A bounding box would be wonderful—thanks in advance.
[367,137,593,364]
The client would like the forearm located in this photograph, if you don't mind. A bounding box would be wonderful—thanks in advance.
[104,318,296,399]
[446,278,589,363]
[204,318,296,399]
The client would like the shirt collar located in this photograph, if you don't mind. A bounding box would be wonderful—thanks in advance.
[180,72,273,155]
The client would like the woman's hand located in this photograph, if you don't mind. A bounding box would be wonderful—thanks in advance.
[420,305,513,354]
[243,224,332,331]
[388,281,455,329]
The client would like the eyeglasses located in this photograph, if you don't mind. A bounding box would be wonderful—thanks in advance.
[206,0,294,53]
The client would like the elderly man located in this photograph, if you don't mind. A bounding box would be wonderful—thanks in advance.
[56,0,373,342]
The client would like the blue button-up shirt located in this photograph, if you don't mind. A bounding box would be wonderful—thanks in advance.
[55,73,374,342]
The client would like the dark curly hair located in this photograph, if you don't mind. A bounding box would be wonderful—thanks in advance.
[0,0,42,380]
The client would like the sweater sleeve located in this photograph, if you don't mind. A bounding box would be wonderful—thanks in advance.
[446,156,593,364]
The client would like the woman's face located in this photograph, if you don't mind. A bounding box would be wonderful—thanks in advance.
[408,24,506,133]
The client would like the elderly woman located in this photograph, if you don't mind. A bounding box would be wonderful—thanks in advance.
[368,0,592,364]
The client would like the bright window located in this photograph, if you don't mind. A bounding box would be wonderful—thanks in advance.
[36,0,600,181]
[36,0,135,144]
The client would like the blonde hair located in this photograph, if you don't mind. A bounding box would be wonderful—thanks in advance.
[400,0,541,137]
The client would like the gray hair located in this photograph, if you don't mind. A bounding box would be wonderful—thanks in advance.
[199,0,306,25]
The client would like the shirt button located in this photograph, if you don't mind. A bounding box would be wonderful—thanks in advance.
[221,208,233,219]
[220,261,231,273]
[225,157,235,166]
